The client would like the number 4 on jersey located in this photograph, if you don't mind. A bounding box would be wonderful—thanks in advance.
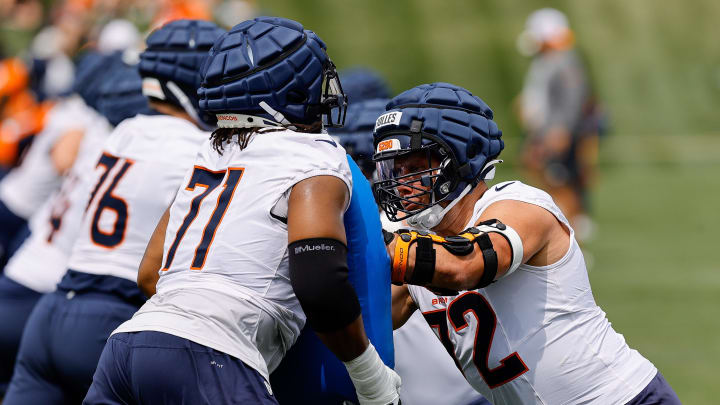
[162,166,244,271]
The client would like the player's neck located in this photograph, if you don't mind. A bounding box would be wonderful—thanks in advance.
[432,183,487,236]
[149,100,198,127]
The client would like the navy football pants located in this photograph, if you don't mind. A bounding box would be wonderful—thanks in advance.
[627,371,682,405]
[0,199,28,271]
[84,331,279,405]
[0,275,41,395]
[3,289,138,404]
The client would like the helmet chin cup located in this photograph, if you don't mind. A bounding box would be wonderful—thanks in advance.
[406,204,443,230]
[406,183,473,230]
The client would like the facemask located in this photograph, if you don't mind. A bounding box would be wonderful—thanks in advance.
[405,159,502,230]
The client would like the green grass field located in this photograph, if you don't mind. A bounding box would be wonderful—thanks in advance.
[585,135,720,404]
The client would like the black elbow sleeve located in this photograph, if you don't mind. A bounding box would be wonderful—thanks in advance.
[288,238,361,333]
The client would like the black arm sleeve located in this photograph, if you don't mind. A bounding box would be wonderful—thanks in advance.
[288,238,362,333]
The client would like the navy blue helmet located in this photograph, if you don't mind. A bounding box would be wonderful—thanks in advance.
[96,64,154,126]
[339,68,391,102]
[328,98,388,177]
[73,51,124,110]
[372,82,504,224]
[139,19,225,127]
[198,17,346,130]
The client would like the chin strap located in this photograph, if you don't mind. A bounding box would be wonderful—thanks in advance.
[165,81,215,131]
[480,159,503,180]
[259,101,297,130]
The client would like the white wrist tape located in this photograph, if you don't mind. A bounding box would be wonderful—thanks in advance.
[343,343,397,401]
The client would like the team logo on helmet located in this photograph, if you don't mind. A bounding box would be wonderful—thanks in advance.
[376,139,400,153]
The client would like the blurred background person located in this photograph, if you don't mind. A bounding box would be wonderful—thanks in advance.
[0,19,140,270]
[516,8,605,242]
[0,53,146,398]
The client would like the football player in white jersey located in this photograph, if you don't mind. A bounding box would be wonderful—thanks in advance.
[0,19,140,268]
[2,20,226,405]
[85,17,401,405]
[0,52,116,267]
[375,83,681,404]
[330,96,490,405]
[0,61,150,397]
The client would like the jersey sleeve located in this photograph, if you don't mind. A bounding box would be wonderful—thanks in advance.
[279,134,353,212]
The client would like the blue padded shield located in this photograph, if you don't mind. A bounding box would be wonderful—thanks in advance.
[339,68,391,102]
[96,65,154,126]
[198,17,331,125]
[374,82,504,199]
[329,98,389,176]
[270,157,394,404]
[73,51,124,110]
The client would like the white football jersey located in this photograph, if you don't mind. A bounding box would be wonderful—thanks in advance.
[66,114,208,282]
[4,115,111,292]
[114,128,352,382]
[408,181,657,405]
[394,312,485,405]
[0,96,97,219]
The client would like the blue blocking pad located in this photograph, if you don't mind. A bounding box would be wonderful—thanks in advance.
[270,156,394,404]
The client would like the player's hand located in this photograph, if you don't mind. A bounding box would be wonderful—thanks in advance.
[355,365,402,405]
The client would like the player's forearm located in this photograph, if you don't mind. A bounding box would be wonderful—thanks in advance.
[398,232,512,291]
[415,247,484,290]
[137,207,169,297]
[315,315,369,361]
[391,284,416,329]
[137,247,162,297]
[137,253,162,297]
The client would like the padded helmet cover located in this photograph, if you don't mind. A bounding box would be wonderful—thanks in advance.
[139,19,225,124]
[329,98,388,174]
[340,68,391,102]
[73,51,124,110]
[97,64,154,126]
[198,17,337,126]
[374,82,504,199]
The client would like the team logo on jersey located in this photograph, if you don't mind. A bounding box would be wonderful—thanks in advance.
[495,181,515,192]
[374,111,403,130]
[315,138,337,147]
[376,138,400,154]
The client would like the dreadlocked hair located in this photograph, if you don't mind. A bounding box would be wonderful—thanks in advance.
[211,128,260,154]
[210,121,324,154]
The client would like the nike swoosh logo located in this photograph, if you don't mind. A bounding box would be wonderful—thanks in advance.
[315,139,337,147]
[495,182,515,192]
